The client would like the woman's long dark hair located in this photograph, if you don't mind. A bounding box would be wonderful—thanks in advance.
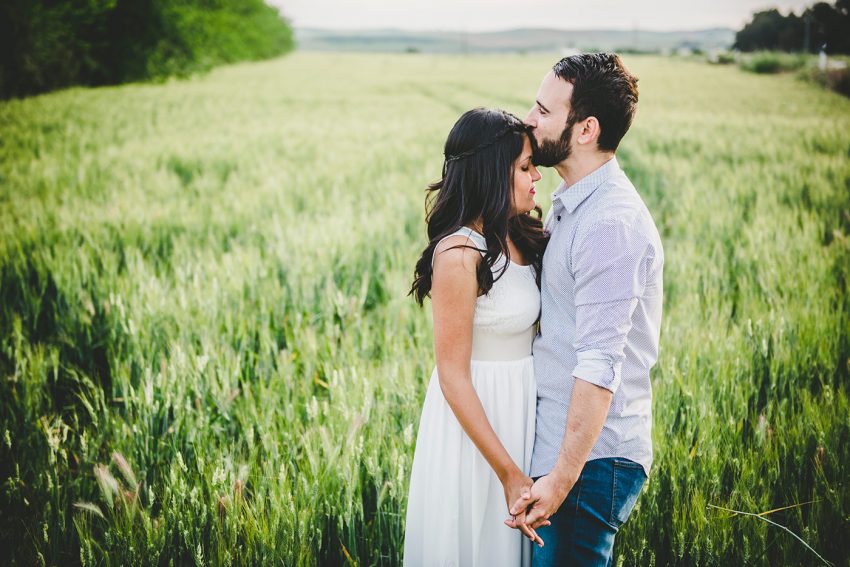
[410,108,548,305]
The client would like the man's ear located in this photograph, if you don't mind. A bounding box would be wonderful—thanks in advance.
[576,117,600,146]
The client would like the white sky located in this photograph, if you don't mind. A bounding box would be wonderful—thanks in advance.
[269,0,813,32]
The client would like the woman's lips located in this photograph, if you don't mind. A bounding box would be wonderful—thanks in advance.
[529,186,536,195]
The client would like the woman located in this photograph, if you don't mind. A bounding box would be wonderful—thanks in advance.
[404,108,548,566]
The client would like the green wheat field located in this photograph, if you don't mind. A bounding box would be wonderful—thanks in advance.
[1,52,849,566]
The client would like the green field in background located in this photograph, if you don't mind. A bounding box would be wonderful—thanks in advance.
[1,52,849,565]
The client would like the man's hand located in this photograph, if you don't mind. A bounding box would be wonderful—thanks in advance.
[507,472,575,530]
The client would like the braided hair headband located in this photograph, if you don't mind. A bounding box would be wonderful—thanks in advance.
[444,118,526,163]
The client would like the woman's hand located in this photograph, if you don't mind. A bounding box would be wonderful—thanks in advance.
[502,469,548,547]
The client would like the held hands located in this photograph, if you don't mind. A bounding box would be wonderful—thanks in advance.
[502,470,549,547]
[505,471,574,532]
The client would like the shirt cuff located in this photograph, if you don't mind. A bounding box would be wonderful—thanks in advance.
[572,351,622,393]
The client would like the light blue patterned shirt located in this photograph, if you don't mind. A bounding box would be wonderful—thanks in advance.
[530,157,664,478]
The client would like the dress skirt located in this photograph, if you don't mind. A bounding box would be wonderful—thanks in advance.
[403,356,537,567]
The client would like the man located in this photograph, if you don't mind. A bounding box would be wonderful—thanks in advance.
[507,53,664,566]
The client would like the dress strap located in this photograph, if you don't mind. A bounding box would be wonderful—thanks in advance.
[430,227,486,268]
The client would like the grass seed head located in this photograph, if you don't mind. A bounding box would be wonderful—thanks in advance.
[73,501,105,519]
[111,451,138,491]
[94,464,119,508]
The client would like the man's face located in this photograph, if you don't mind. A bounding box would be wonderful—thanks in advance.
[525,71,575,167]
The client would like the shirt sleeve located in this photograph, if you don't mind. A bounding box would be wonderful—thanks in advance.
[570,219,654,393]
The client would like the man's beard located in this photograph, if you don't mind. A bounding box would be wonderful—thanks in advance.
[530,120,574,167]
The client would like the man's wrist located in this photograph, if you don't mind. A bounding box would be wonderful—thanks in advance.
[550,460,579,490]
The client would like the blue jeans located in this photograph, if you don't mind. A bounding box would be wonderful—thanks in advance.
[531,458,646,567]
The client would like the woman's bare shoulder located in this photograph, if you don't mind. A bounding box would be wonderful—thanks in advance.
[432,234,481,279]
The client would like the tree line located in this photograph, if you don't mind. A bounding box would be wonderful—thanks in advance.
[0,0,294,99]
[734,0,850,53]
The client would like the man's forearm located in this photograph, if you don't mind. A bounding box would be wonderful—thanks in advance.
[550,377,613,485]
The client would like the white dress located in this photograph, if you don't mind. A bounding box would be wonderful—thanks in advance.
[404,227,540,567]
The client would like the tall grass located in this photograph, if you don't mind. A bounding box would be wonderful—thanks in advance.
[1,53,849,565]
[738,51,809,74]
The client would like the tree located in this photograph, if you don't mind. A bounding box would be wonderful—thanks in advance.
[734,1,850,53]
[0,0,295,99]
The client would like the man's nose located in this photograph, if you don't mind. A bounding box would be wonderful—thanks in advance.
[524,109,536,127]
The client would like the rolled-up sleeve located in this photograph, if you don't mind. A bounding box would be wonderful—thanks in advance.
[571,219,654,393]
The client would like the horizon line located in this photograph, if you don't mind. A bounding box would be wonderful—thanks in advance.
[293,25,737,35]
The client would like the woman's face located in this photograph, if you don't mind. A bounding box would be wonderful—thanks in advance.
[511,136,541,216]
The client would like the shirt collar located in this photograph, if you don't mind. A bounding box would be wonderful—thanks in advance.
[551,156,621,215]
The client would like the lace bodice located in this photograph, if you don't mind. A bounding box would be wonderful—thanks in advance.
[432,227,541,360]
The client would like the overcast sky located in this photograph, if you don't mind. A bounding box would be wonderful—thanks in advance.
[269,0,813,32]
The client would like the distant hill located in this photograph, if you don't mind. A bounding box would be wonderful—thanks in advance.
[295,27,736,54]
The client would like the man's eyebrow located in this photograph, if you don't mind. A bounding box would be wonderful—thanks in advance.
[536,100,550,113]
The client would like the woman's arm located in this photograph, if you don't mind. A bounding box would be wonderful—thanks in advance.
[431,236,543,545]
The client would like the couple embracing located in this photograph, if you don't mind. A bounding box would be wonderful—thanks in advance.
[404,54,664,567]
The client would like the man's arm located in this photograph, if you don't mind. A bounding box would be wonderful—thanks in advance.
[552,376,613,483]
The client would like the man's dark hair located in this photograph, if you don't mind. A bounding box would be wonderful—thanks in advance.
[553,53,638,152]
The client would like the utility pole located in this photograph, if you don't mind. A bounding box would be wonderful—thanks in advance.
[632,20,638,52]
[804,12,811,53]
